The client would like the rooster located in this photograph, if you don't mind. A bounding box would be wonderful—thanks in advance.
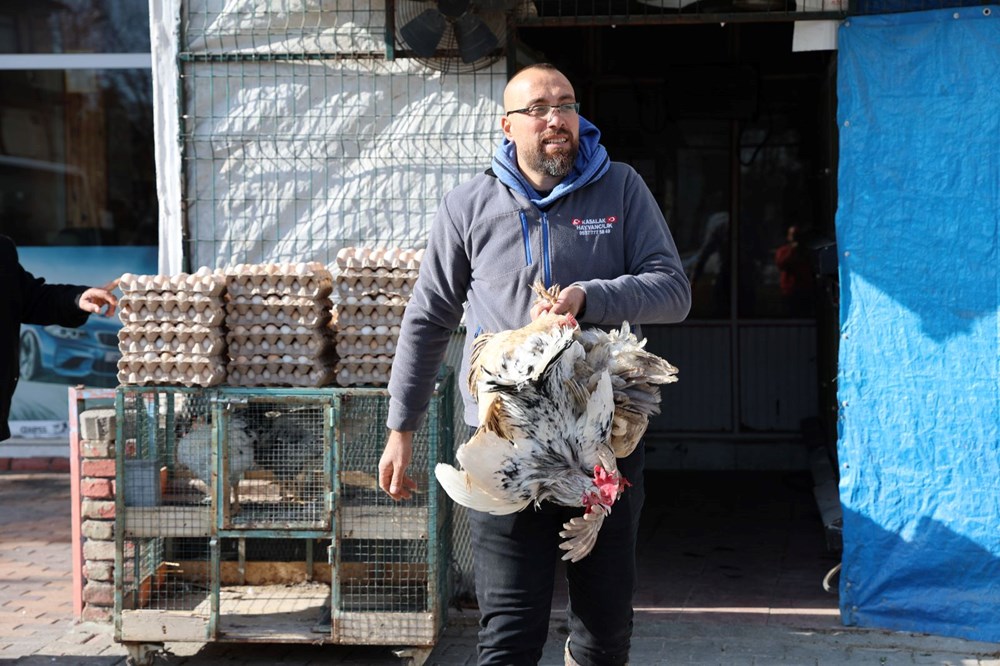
[435,282,678,561]
[175,415,257,514]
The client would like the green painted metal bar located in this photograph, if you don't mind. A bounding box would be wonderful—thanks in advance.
[113,388,126,641]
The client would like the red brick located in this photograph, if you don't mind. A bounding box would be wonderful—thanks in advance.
[81,605,113,623]
[10,458,51,472]
[81,440,115,459]
[83,540,117,561]
[81,500,116,520]
[0,458,10,470]
[81,459,116,478]
[83,561,114,582]
[81,520,114,541]
[48,457,71,472]
[82,582,114,606]
[81,479,114,500]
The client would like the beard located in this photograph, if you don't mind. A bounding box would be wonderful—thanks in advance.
[523,134,578,179]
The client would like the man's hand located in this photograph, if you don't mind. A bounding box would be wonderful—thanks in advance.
[530,284,586,321]
[378,429,418,500]
[78,279,119,317]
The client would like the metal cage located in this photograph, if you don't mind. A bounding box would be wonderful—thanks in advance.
[114,372,454,660]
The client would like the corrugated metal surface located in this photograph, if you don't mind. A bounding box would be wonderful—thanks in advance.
[739,324,817,431]
[644,323,817,435]
[645,324,732,433]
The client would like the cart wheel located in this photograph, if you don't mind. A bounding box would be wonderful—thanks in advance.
[124,642,163,666]
[391,646,432,666]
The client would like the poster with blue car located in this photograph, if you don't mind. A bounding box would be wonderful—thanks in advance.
[10,246,157,440]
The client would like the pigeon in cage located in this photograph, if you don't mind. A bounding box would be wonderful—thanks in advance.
[434,281,678,562]
[175,414,257,513]
[253,409,326,502]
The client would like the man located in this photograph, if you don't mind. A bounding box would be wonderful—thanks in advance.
[378,64,690,666]
[1,235,118,442]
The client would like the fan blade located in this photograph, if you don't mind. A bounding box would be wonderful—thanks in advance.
[399,8,447,57]
[453,13,499,63]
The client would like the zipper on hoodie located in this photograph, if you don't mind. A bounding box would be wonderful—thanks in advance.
[519,209,552,288]
[541,211,551,288]
[519,210,532,267]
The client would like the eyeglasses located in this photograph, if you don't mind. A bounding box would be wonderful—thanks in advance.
[505,102,581,119]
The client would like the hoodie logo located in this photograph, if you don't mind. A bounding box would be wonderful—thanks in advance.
[571,215,617,237]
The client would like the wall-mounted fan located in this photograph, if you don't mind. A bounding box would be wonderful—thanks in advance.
[395,0,510,71]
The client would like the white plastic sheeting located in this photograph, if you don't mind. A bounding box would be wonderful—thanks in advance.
[150,0,506,271]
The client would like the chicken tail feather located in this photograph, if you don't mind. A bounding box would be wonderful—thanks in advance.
[434,463,530,515]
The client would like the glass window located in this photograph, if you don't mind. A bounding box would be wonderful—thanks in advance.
[0,1,150,54]
[0,68,157,246]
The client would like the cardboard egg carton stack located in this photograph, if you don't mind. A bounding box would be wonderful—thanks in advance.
[116,268,228,386]
[333,247,422,387]
[225,262,336,387]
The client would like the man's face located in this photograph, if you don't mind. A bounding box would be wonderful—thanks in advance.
[501,69,580,188]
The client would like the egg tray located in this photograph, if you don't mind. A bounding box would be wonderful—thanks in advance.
[335,274,416,296]
[120,303,227,327]
[335,365,392,387]
[118,269,226,296]
[228,347,336,366]
[336,338,395,358]
[335,303,406,321]
[117,359,227,387]
[120,292,223,309]
[226,261,332,280]
[118,324,225,345]
[118,334,225,357]
[338,293,407,307]
[338,324,401,339]
[226,276,333,300]
[118,353,226,372]
[227,333,334,355]
[227,365,335,387]
[225,308,332,329]
[334,247,423,272]
[226,322,334,337]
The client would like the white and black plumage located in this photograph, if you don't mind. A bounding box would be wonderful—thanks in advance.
[435,283,678,562]
[175,415,257,512]
[253,409,326,501]
[435,282,677,561]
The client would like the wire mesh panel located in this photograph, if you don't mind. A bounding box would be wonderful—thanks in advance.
[222,393,332,530]
[116,387,216,642]
[215,538,332,640]
[179,1,505,270]
[118,388,216,537]
[331,373,454,645]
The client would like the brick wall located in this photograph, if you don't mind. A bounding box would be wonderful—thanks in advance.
[0,457,72,472]
[77,409,117,623]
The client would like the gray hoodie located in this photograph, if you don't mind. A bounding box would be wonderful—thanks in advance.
[387,122,691,431]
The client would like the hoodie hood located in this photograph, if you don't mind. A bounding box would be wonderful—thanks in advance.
[491,115,611,210]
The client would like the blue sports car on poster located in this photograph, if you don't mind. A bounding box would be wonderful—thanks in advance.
[19,316,120,388]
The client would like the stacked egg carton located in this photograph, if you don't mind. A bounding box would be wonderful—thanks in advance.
[117,268,228,386]
[225,262,336,387]
[333,247,422,387]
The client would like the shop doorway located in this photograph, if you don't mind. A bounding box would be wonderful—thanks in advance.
[517,23,844,611]
[515,23,840,473]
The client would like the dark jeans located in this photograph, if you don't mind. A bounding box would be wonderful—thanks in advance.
[468,445,646,666]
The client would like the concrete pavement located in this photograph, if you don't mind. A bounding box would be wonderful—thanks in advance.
[2,472,998,665]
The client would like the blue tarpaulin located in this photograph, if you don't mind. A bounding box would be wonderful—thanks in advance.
[836,8,1000,642]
